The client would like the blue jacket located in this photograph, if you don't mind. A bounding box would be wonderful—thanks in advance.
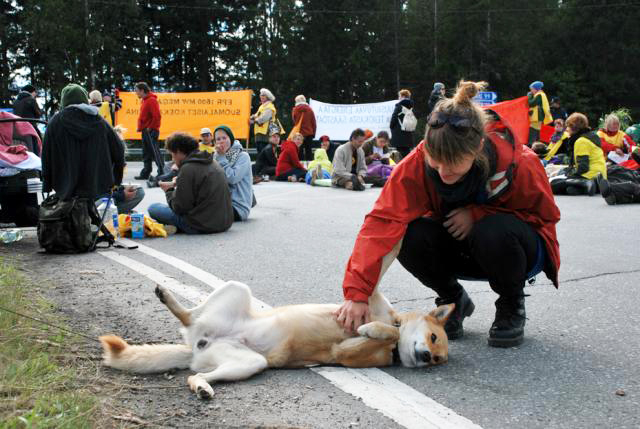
[215,141,253,220]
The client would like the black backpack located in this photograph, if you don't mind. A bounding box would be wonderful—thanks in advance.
[37,194,114,254]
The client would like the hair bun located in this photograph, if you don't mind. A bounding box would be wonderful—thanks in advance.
[453,80,488,105]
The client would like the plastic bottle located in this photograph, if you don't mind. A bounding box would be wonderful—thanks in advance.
[96,198,118,237]
[112,213,120,240]
[0,229,24,244]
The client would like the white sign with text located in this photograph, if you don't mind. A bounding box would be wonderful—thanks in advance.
[309,99,397,141]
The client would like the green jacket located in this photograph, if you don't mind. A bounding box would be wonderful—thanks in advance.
[165,151,234,233]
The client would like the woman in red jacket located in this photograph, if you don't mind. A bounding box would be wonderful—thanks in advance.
[335,81,561,348]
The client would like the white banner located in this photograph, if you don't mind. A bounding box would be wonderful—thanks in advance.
[309,99,398,141]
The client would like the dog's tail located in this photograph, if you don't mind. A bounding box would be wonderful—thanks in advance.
[99,335,192,373]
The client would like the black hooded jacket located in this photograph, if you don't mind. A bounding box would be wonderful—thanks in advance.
[13,91,43,119]
[42,105,125,200]
[389,98,415,148]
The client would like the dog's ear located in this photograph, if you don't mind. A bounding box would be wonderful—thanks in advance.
[429,304,455,325]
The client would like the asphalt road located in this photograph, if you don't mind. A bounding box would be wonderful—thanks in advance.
[3,162,638,428]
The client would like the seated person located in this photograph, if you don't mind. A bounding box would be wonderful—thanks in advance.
[42,83,125,203]
[362,130,395,179]
[198,127,215,153]
[531,142,549,166]
[331,128,367,191]
[545,118,571,163]
[319,135,336,161]
[306,146,333,187]
[597,114,635,160]
[550,113,607,196]
[112,185,145,214]
[253,127,280,183]
[598,163,640,205]
[275,132,306,182]
[213,125,254,221]
[148,132,233,234]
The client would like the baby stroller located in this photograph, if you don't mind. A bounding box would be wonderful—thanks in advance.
[0,113,45,227]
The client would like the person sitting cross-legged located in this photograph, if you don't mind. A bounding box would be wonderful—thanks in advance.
[276,132,307,182]
[331,128,368,191]
[148,132,233,234]
[253,127,281,183]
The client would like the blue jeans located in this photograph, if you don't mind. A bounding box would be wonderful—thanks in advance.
[147,203,201,234]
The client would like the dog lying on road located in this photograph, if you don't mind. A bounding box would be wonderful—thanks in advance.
[100,281,454,400]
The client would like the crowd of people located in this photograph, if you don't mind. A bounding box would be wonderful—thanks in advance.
[5,77,640,348]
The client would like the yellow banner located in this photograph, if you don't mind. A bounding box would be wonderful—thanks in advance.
[116,90,252,140]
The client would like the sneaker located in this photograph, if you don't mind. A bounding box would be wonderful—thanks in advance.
[288,175,297,182]
[262,175,270,182]
[435,288,475,340]
[351,174,365,191]
[488,295,526,348]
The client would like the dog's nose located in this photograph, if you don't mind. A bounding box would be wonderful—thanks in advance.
[197,339,208,349]
[415,349,431,362]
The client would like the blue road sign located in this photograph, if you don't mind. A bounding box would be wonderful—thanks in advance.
[473,91,498,106]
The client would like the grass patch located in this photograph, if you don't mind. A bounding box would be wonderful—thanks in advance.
[0,257,106,428]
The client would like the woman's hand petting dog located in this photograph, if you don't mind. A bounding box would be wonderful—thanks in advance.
[334,300,370,334]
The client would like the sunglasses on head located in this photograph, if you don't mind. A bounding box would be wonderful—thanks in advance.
[428,112,478,133]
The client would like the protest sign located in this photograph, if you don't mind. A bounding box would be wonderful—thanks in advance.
[309,99,397,141]
[117,90,252,140]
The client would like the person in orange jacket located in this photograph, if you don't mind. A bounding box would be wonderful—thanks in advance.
[335,81,561,348]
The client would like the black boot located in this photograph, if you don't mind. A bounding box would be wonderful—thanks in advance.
[488,295,526,347]
[435,288,475,340]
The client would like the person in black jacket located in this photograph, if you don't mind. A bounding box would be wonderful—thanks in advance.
[252,128,280,183]
[389,89,415,159]
[42,84,125,201]
[12,84,43,119]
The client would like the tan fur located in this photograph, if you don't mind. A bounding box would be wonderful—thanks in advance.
[100,280,454,400]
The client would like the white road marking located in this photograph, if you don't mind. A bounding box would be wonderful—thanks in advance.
[100,248,483,429]
[100,251,203,304]
[133,242,270,311]
[314,367,482,429]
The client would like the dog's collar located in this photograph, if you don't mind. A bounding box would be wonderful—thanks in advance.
[392,345,401,365]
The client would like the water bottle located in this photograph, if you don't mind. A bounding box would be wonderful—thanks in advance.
[0,229,24,244]
[96,198,118,237]
[112,213,120,240]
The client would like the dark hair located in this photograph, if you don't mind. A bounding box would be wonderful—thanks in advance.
[22,84,36,93]
[566,112,589,132]
[165,132,198,155]
[135,82,151,93]
[377,130,390,140]
[425,80,490,179]
[350,128,366,141]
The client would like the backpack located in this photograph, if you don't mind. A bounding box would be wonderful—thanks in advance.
[400,106,417,132]
[37,194,114,254]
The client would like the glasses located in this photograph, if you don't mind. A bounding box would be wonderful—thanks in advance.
[428,112,478,133]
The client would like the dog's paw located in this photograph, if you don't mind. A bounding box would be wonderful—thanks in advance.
[196,384,214,400]
[154,285,166,303]
[357,323,377,338]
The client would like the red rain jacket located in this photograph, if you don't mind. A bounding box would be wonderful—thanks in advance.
[137,92,161,132]
[276,140,305,176]
[342,97,561,302]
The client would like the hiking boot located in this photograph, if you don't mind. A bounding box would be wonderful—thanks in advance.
[146,175,158,188]
[435,288,475,340]
[597,174,610,198]
[488,295,526,348]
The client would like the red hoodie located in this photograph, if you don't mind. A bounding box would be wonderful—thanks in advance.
[137,92,161,132]
[342,103,561,303]
[276,140,305,176]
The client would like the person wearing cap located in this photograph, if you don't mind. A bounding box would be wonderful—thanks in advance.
[292,94,317,161]
[199,127,215,153]
[213,125,254,221]
[42,83,125,202]
[249,88,281,155]
[89,90,114,126]
[275,132,307,182]
[253,127,280,182]
[427,82,445,116]
[102,90,122,126]
[12,84,43,120]
[550,97,567,122]
[527,81,553,146]
[331,128,368,191]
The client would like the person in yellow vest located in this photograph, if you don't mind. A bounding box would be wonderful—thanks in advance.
[198,127,215,154]
[545,118,571,162]
[249,88,281,155]
[527,81,553,146]
[596,114,635,161]
[89,90,114,126]
[550,113,607,196]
